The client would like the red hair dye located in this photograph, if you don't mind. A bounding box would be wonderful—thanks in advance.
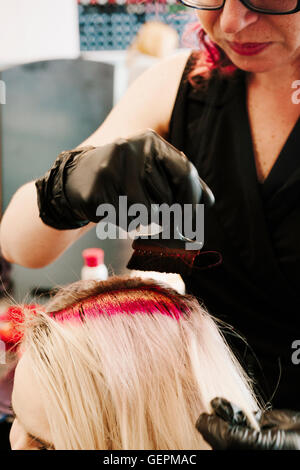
[1,284,189,348]
[50,287,188,323]
[0,304,40,349]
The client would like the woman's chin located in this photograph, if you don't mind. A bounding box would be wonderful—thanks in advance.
[228,54,280,74]
[224,45,287,74]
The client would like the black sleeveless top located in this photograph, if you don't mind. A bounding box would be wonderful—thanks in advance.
[168,53,300,409]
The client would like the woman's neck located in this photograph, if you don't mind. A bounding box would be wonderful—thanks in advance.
[247,57,300,95]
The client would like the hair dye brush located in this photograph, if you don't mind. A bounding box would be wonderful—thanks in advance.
[127,175,222,278]
[127,235,222,279]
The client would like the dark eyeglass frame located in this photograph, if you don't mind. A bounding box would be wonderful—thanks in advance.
[178,0,300,15]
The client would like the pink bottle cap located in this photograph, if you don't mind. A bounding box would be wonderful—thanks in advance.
[82,248,104,267]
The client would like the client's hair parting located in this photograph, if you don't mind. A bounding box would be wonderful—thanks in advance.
[19,276,261,450]
[50,286,186,323]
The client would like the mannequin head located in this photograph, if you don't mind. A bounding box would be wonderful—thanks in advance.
[10,276,260,450]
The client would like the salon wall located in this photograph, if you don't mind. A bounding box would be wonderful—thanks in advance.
[0,0,80,69]
[78,0,194,51]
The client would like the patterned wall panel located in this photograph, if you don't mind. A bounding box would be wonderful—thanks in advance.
[78,0,194,50]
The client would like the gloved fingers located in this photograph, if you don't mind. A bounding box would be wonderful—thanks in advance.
[175,162,204,206]
[142,160,175,206]
[251,428,300,450]
[282,432,300,450]
[196,412,266,450]
[196,402,300,450]
[196,412,231,450]
[142,130,203,205]
[260,409,300,431]
[210,397,252,427]
[145,130,189,180]
[122,130,215,209]
[197,173,215,207]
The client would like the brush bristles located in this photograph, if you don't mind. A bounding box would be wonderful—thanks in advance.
[127,245,223,277]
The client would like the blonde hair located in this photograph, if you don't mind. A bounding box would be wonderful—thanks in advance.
[20,275,261,450]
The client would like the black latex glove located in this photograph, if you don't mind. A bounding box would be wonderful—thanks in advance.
[35,130,214,230]
[196,397,300,450]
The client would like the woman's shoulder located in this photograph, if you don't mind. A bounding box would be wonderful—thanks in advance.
[130,50,192,107]
[82,50,199,146]
[126,50,193,136]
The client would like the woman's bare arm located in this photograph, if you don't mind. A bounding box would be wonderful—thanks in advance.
[0,182,94,269]
[0,51,190,268]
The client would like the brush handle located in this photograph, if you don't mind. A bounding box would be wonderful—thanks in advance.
[35,130,215,230]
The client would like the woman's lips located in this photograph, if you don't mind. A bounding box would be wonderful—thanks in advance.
[228,41,272,56]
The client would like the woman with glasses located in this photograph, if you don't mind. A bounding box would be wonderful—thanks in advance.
[1,0,300,441]
[163,0,300,411]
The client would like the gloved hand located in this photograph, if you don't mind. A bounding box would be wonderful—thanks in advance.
[35,130,214,230]
[196,397,300,450]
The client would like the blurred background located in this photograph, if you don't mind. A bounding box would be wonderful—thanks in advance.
[0,0,195,303]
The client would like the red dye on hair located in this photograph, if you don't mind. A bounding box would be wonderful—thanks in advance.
[50,287,188,324]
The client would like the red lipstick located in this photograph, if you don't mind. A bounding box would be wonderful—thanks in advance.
[228,41,271,56]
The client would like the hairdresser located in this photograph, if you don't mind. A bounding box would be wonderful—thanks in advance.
[1,0,300,415]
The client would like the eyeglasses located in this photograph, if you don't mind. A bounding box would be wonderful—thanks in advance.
[178,0,300,15]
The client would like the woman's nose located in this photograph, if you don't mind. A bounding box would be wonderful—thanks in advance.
[219,0,259,35]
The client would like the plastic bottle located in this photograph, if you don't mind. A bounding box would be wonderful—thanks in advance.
[81,248,108,281]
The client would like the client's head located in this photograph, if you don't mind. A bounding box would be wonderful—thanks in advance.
[9,275,260,450]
